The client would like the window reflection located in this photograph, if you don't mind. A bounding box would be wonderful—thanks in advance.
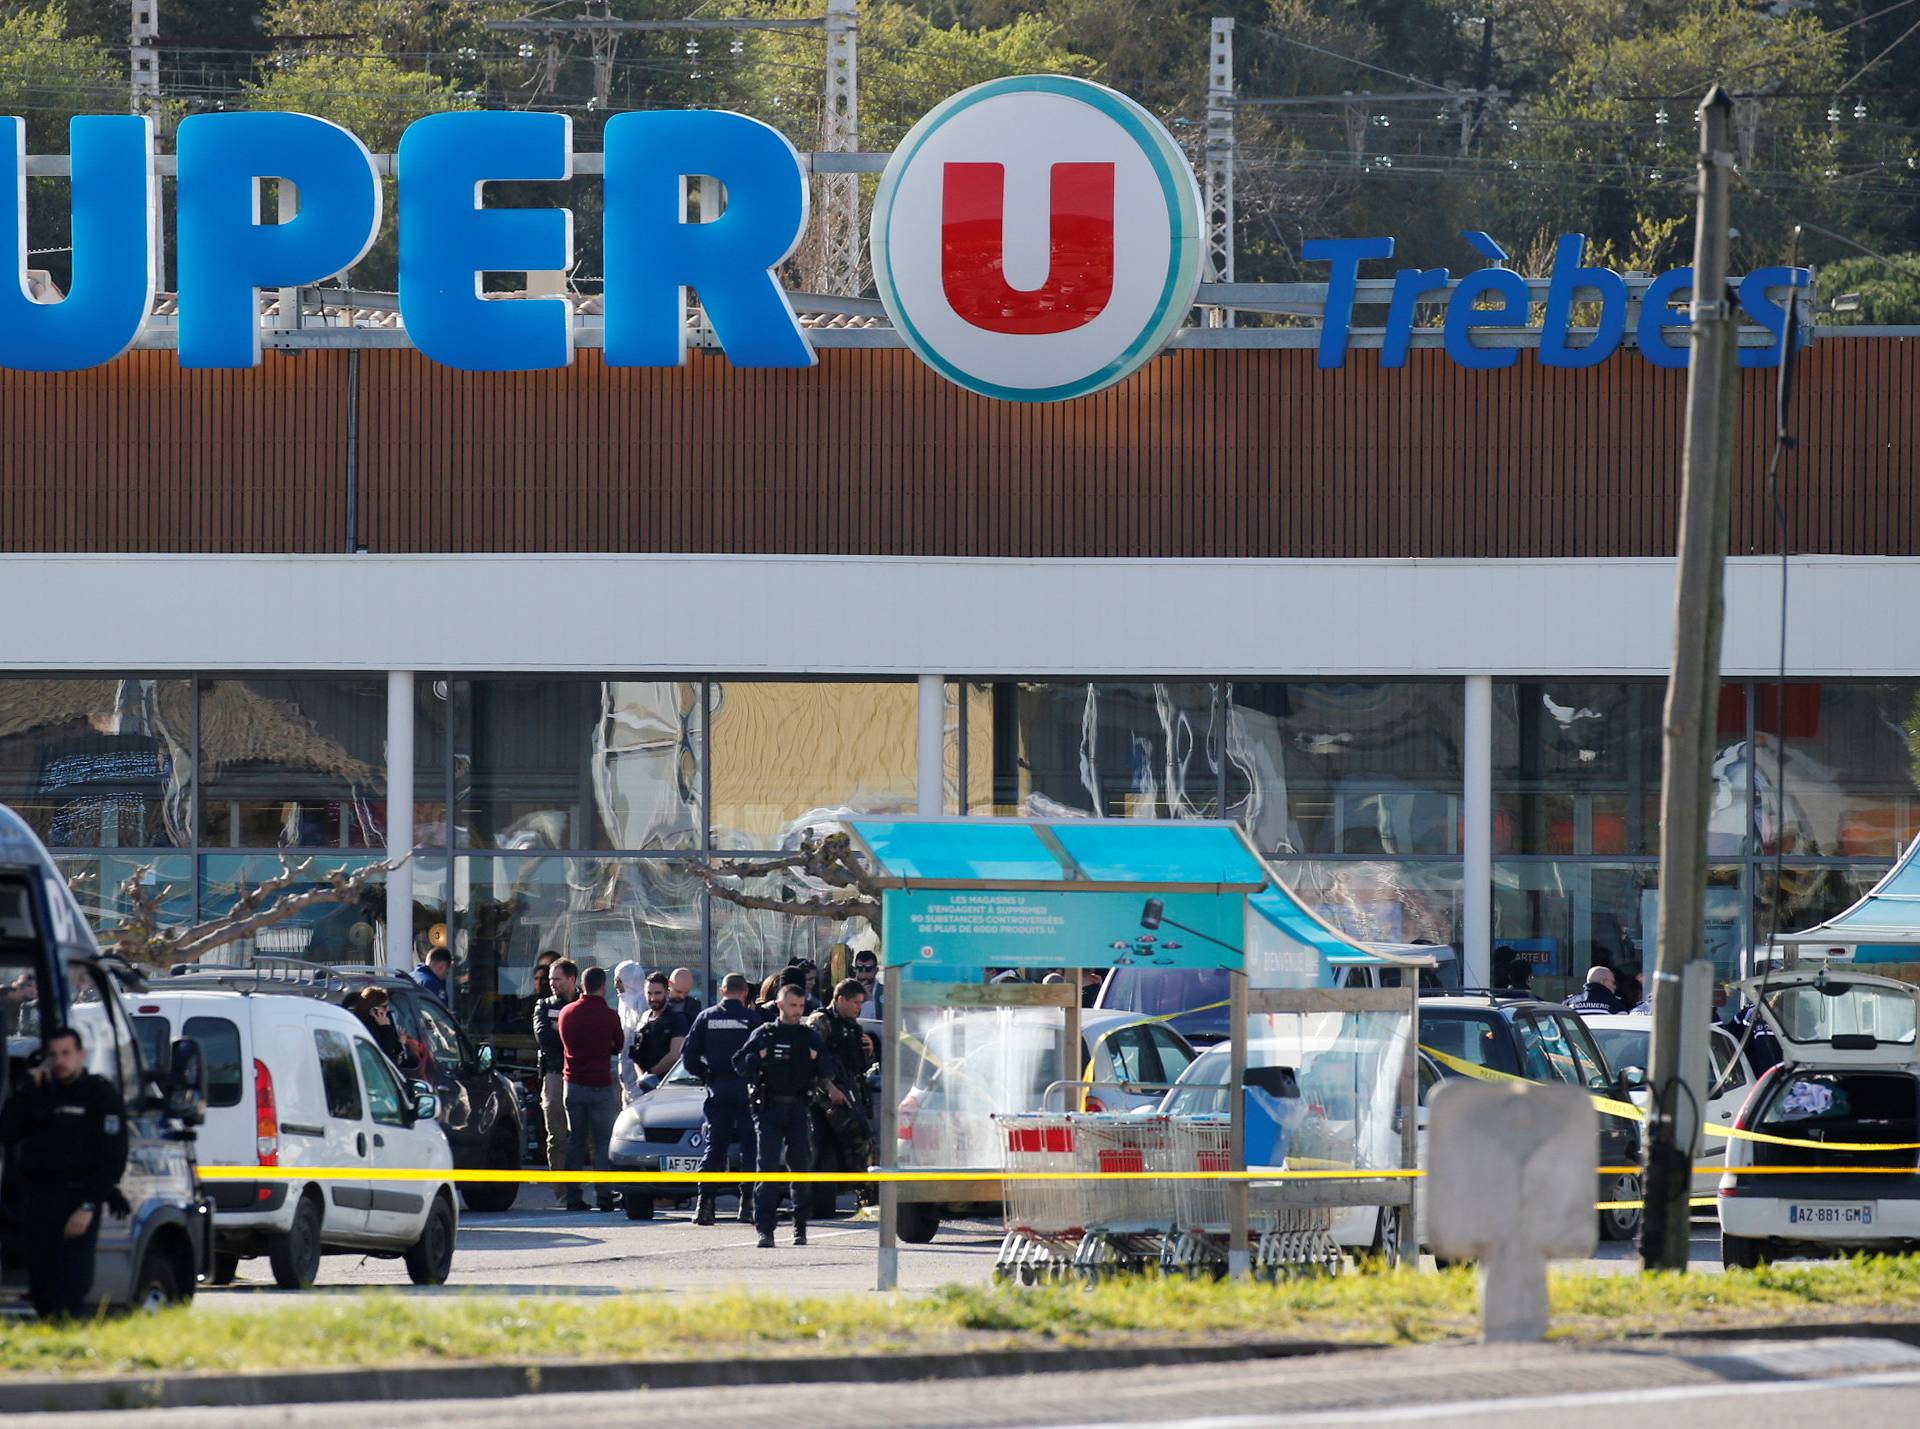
[0,678,192,847]
[200,679,386,848]
[1751,683,1920,858]
[56,854,194,936]
[1492,682,1676,856]
[1228,683,1461,855]
[456,679,702,852]
[197,853,446,969]
[708,681,916,846]
[1271,859,1461,950]
[1757,862,1890,945]
[979,682,1220,819]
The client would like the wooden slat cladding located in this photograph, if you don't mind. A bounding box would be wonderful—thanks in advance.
[1,350,350,553]
[4,338,1917,556]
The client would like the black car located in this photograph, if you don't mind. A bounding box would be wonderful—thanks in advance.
[165,958,527,1212]
[1421,992,1646,1241]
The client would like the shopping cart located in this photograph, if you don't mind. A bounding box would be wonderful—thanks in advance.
[993,1113,1083,1283]
[1160,1115,1341,1281]
[1070,1114,1175,1282]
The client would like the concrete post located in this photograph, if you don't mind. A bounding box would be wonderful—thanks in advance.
[1463,675,1493,987]
[385,670,415,971]
[917,674,944,815]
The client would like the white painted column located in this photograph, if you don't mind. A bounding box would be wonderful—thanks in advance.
[385,670,415,971]
[1463,675,1493,988]
[916,674,944,815]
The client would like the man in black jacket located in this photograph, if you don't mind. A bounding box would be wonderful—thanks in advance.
[0,1026,130,1319]
[735,985,834,1248]
[682,973,761,1225]
[532,957,577,1206]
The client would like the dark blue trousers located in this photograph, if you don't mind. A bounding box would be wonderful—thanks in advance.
[751,1097,812,1235]
[700,1080,756,1194]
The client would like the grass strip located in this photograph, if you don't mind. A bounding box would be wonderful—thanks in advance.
[6,1258,1920,1379]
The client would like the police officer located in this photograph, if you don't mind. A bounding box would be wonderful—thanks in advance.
[733,982,835,1248]
[682,973,762,1225]
[0,1026,129,1319]
[806,978,875,1206]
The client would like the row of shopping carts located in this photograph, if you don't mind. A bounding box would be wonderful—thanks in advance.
[993,1112,1344,1285]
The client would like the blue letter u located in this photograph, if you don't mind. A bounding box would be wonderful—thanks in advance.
[0,116,157,372]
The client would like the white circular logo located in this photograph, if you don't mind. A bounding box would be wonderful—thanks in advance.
[871,76,1203,403]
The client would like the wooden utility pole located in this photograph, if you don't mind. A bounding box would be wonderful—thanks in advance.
[1642,85,1738,1272]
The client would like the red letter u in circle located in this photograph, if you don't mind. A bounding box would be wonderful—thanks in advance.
[940,161,1115,335]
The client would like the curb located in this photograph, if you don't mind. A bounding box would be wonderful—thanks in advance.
[0,1337,1351,1415]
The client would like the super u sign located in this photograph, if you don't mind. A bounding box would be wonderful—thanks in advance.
[869,75,1205,403]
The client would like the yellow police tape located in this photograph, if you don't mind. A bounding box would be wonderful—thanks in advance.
[1418,1042,1920,1155]
[193,1166,1424,1184]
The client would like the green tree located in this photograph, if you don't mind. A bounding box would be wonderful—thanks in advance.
[0,2,120,150]
[1815,253,1920,327]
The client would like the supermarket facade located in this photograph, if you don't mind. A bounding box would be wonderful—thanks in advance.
[6,330,1920,1058]
[6,82,1920,1055]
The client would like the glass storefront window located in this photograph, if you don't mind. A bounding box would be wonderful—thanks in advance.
[1229,683,1461,855]
[1753,683,1920,858]
[200,679,387,848]
[196,853,446,968]
[1492,681,1680,856]
[709,891,857,993]
[1271,859,1462,952]
[1491,860,1744,997]
[453,855,703,1057]
[56,854,195,936]
[0,678,192,847]
[1756,861,1890,948]
[708,680,917,847]
[456,679,703,853]
[976,682,1221,820]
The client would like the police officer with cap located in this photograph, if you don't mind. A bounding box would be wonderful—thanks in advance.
[681,972,762,1225]
[0,1025,130,1318]
[733,981,835,1248]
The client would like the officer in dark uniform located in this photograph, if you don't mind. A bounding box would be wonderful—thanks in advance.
[806,978,875,1202]
[681,972,763,1225]
[733,982,835,1248]
[0,1025,130,1319]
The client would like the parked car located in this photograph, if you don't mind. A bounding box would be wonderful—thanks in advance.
[893,1009,1198,1244]
[1,807,211,1313]
[610,1017,883,1223]
[163,959,526,1212]
[1421,993,1645,1241]
[1717,968,1920,1268]
[125,984,457,1288]
[1581,1010,1759,1163]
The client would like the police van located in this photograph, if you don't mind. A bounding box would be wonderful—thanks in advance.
[0,806,212,1311]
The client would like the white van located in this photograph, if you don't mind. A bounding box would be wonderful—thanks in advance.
[126,987,458,1289]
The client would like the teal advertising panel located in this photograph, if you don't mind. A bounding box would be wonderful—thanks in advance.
[883,886,1243,972]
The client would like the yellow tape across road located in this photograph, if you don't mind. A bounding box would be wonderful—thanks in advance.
[194,1167,1425,1184]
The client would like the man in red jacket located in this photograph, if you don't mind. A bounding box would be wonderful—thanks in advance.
[557,965,625,1212]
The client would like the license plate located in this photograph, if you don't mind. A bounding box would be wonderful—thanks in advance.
[1787,1202,1874,1227]
[662,1157,704,1172]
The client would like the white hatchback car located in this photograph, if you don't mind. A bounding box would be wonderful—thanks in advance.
[1717,969,1920,1268]
[127,987,459,1288]
[1583,1011,1760,1163]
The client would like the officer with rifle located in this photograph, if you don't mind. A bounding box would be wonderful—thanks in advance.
[807,978,875,1210]
[733,980,836,1249]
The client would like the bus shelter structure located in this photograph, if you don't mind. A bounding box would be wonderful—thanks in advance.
[841,816,1420,1289]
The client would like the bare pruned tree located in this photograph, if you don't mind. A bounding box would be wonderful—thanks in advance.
[687,829,881,929]
[72,853,411,970]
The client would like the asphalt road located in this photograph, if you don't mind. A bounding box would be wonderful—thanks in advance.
[195,1198,1728,1304]
[18,1334,1920,1427]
